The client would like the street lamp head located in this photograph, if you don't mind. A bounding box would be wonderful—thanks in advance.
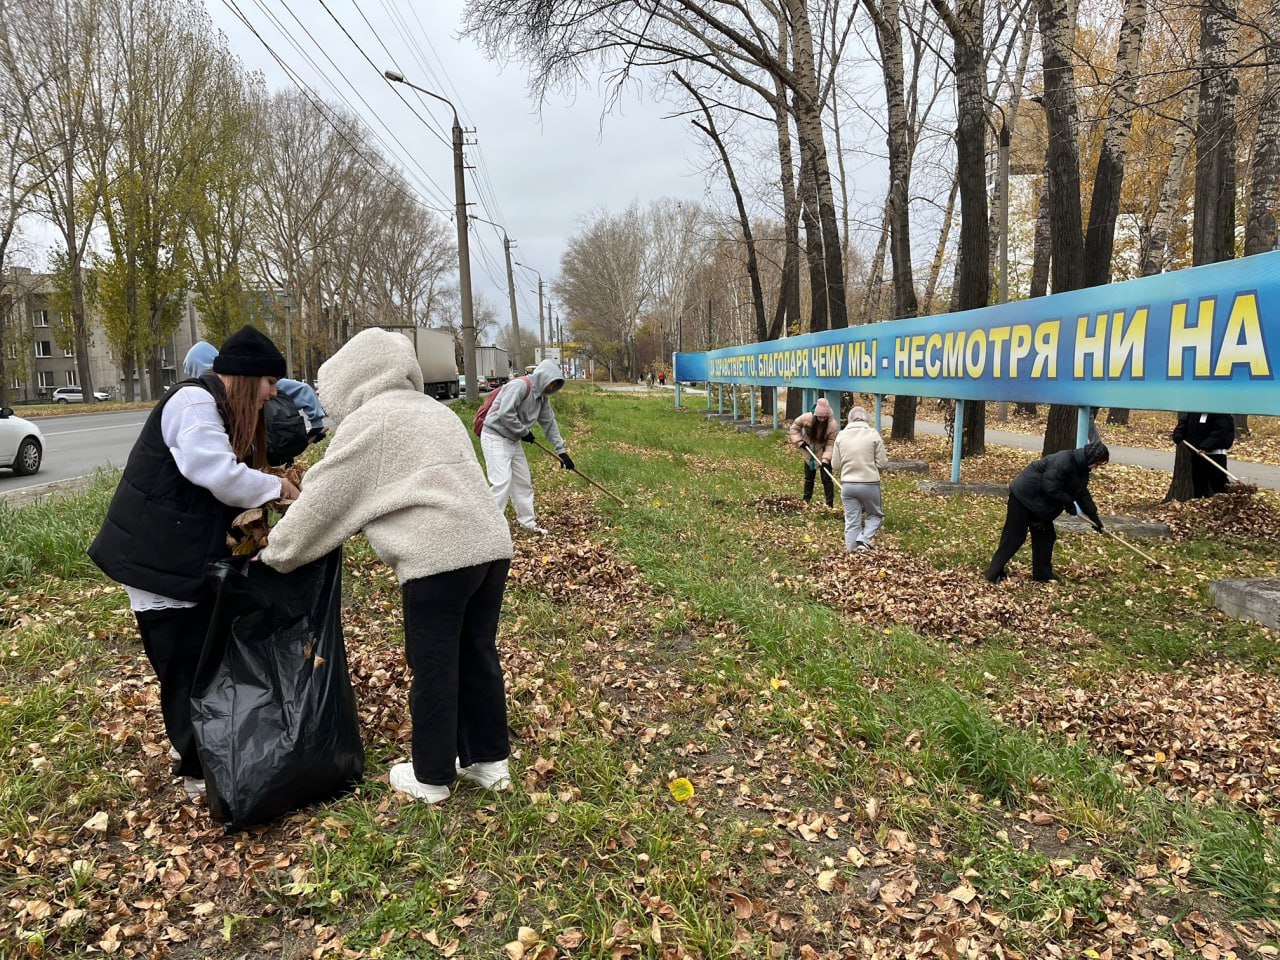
[384,69,405,82]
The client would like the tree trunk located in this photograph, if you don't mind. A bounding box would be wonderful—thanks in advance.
[1083,0,1147,287]
[1106,407,1130,425]
[1029,173,1052,297]
[1038,0,1086,456]
[800,149,829,334]
[1243,0,1280,257]
[1140,87,1198,276]
[891,395,918,440]
[922,176,959,314]
[1165,443,1198,501]
[1166,0,1239,497]
[771,34,801,342]
[862,200,890,322]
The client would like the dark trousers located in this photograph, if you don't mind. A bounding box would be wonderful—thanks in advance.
[402,559,511,785]
[803,461,834,506]
[987,496,1057,581]
[135,602,214,779]
[1191,453,1229,497]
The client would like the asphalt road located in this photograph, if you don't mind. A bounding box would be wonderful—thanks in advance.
[0,408,149,496]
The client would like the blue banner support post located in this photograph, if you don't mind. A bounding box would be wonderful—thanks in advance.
[749,386,756,424]
[732,386,739,420]
[1075,406,1091,448]
[825,390,841,426]
[772,388,780,431]
[874,395,883,432]
[951,400,966,483]
[706,381,712,409]
[718,384,724,414]
[672,352,681,407]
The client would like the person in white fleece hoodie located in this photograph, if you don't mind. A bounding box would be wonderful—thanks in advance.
[829,406,889,551]
[261,328,515,805]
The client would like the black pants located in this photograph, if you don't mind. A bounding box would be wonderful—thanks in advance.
[803,461,834,506]
[987,496,1057,581]
[1191,453,1229,497]
[403,559,511,785]
[135,602,215,779]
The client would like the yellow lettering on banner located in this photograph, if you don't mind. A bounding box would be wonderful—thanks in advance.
[988,327,1011,377]
[1009,325,1033,377]
[1214,292,1271,377]
[944,331,965,378]
[910,335,926,378]
[965,329,987,378]
[1168,300,1214,377]
[1109,308,1147,378]
[925,333,943,377]
[1074,313,1107,379]
[1032,321,1059,378]
[894,337,910,378]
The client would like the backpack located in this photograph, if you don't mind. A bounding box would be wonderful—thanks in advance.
[472,376,532,437]
[265,393,310,466]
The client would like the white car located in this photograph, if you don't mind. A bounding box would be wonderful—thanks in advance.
[0,407,44,475]
[51,386,110,403]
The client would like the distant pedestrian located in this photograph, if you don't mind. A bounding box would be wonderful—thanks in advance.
[658,372,666,387]
[787,397,836,507]
[830,406,889,550]
[985,442,1109,584]
[647,371,655,388]
[480,357,574,535]
[1171,412,1235,498]
[262,328,514,804]
[90,326,299,799]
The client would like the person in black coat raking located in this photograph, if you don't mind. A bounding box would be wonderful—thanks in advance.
[985,441,1110,583]
[1170,412,1235,498]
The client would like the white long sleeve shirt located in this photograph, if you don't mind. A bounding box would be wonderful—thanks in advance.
[125,387,281,611]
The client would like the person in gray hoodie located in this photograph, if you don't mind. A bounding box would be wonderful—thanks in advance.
[262,328,515,804]
[479,357,573,535]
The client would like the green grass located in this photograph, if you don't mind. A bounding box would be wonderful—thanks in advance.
[2,386,1279,957]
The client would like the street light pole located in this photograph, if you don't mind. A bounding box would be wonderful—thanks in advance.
[473,216,523,372]
[384,69,478,402]
[514,260,545,364]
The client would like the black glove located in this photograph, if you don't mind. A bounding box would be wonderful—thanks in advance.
[1090,515,1104,532]
[521,432,536,443]
[559,452,575,471]
[821,460,832,473]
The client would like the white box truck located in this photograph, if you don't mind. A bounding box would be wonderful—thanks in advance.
[475,345,510,387]
[377,326,459,400]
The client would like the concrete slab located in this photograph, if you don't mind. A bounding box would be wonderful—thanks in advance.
[733,421,776,436]
[704,412,735,421]
[884,459,929,474]
[1054,514,1172,538]
[917,481,1009,497]
[1210,578,1280,629]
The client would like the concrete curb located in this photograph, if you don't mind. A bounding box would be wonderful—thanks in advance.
[0,475,98,509]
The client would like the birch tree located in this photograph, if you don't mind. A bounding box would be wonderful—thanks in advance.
[1243,0,1279,256]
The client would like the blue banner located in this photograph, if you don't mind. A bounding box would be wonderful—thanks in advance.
[674,251,1280,415]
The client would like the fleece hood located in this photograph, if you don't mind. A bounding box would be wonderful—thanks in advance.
[318,328,424,425]
[183,341,219,379]
[529,358,565,396]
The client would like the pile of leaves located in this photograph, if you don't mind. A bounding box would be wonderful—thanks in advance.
[751,494,812,515]
[225,463,308,555]
[784,545,1088,646]
[994,669,1280,816]
[1135,487,1280,542]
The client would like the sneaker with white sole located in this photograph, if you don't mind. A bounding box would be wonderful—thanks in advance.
[456,758,512,791]
[518,524,550,536]
[182,777,207,798]
[389,763,450,803]
[168,746,181,762]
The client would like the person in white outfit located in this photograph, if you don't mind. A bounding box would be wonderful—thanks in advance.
[480,358,573,535]
[829,405,889,551]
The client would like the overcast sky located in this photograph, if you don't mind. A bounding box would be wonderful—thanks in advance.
[205,0,714,327]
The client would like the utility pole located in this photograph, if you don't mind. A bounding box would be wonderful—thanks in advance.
[385,69,477,401]
[473,215,523,372]
[537,280,545,361]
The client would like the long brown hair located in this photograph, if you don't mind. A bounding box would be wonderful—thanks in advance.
[811,412,833,447]
[220,375,268,468]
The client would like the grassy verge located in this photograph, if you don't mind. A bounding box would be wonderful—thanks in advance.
[2,386,1278,958]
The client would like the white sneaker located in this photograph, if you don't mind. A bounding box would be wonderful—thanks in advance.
[518,524,550,536]
[168,746,181,762]
[389,763,450,803]
[182,777,207,798]
[456,758,512,791]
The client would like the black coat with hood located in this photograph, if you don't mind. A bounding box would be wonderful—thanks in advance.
[1171,412,1235,452]
[1009,449,1100,522]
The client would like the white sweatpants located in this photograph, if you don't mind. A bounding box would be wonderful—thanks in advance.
[481,431,537,528]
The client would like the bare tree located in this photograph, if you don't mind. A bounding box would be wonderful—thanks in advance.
[1243,0,1279,257]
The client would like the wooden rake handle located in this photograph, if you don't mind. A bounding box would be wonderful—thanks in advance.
[799,441,839,484]
[530,438,627,506]
[1097,525,1170,571]
[1181,440,1242,484]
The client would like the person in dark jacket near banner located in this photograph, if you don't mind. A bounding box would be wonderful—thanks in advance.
[985,441,1110,584]
[1171,412,1235,498]
[787,397,837,507]
[89,326,299,798]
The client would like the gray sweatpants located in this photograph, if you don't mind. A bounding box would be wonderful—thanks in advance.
[841,481,884,550]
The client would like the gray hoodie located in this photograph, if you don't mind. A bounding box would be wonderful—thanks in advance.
[481,358,567,453]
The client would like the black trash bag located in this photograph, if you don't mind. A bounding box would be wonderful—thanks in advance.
[191,548,364,828]
[265,393,310,466]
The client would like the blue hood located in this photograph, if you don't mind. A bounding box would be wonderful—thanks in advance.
[183,341,219,379]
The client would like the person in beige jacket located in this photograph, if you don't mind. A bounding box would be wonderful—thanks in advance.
[261,328,515,805]
[786,397,837,506]
[829,406,889,551]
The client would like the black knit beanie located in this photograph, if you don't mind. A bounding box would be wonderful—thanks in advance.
[1083,440,1110,465]
[213,325,286,378]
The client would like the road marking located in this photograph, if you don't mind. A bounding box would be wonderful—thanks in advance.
[40,422,146,437]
